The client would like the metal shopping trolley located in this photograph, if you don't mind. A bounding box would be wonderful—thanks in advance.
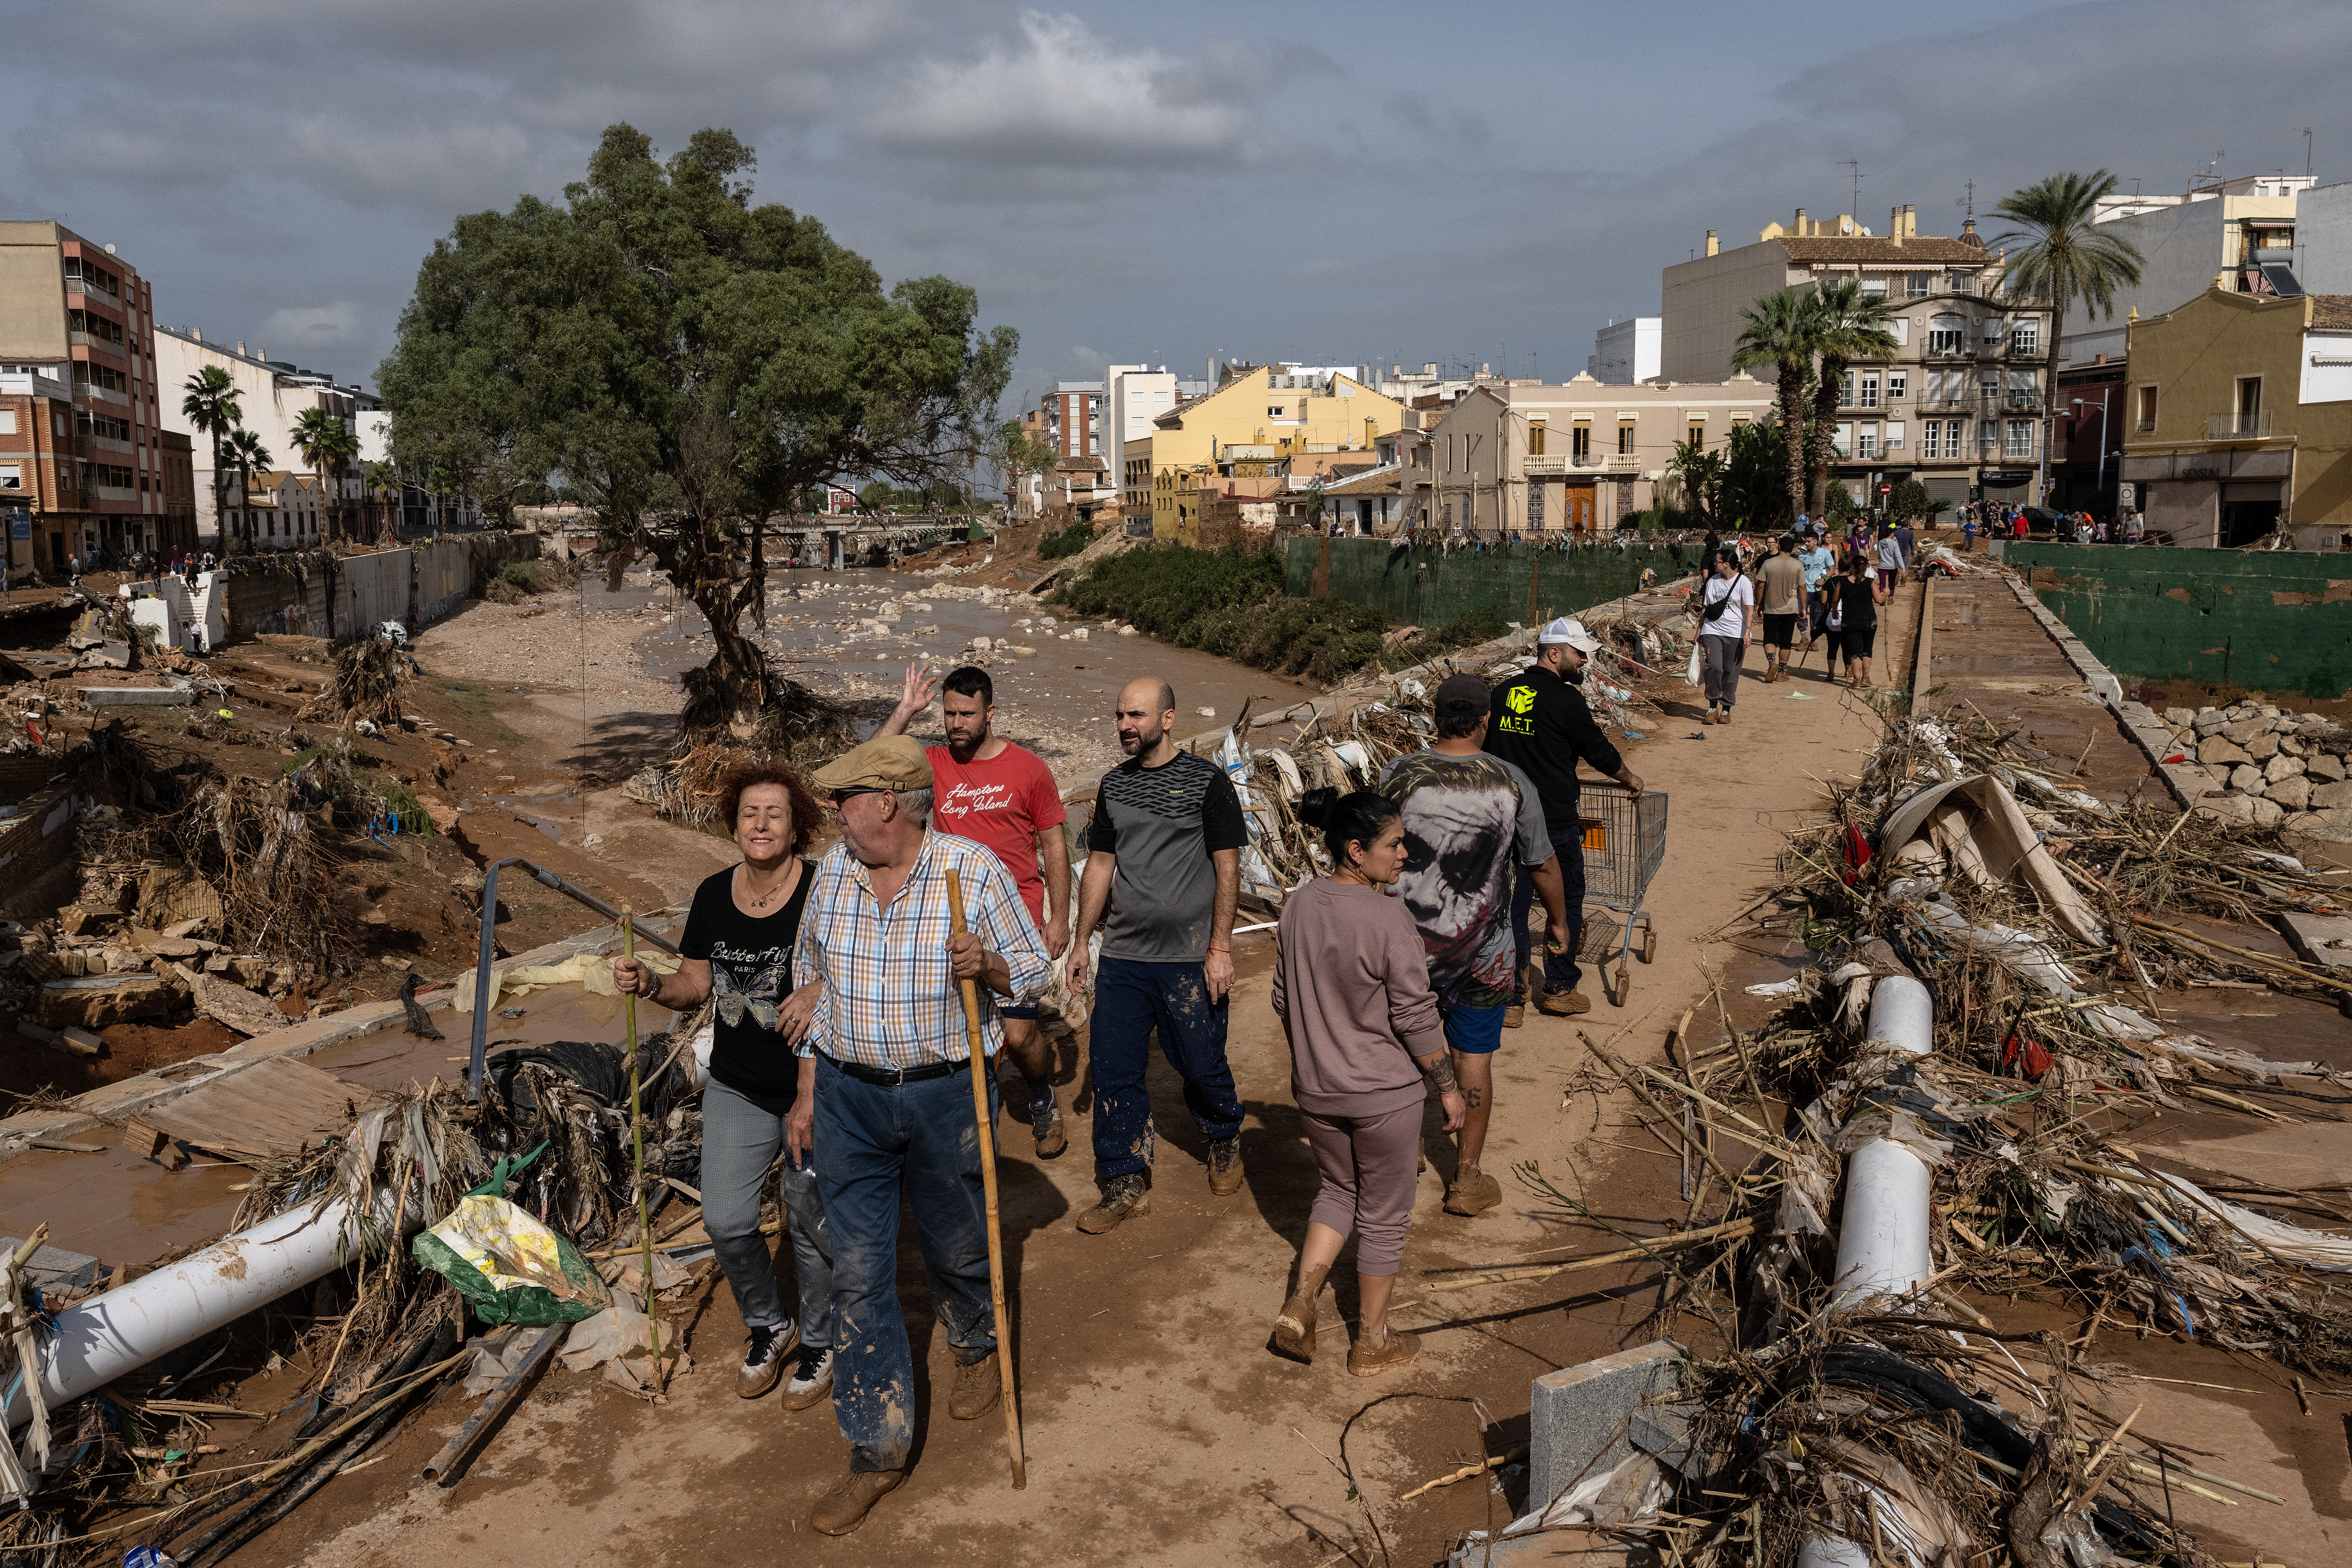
[1575,783,1668,1007]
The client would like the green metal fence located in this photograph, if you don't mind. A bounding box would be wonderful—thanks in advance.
[1285,536,1687,629]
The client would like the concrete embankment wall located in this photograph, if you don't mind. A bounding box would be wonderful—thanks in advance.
[1285,536,1686,628]
[2009,543,2352,699]
[212,534,540,645]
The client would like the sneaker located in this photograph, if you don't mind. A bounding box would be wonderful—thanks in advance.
[1077,1172,1151,1234]
[1444,1169,1503,1217]
[781,1346,833,1410]
[1502,1002,1524,1030]
[810,1467,905,1535]
[1346,1326,1423,1377]
[1536,988,1591,1017]
[1272,1288,1318,1363]
[1719,706,1735,725]
[1207,1135,1245,1196]
[1031,1091,1068,1160]
[949,1350,1001,1420]
[735,1323,797,1399]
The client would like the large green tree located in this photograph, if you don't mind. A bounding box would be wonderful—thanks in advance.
[1807,278,1902,518]
[224,428,273,547]
[1730,288,1825,529]
[1990,171,2143,498]
[378,124,1016,739]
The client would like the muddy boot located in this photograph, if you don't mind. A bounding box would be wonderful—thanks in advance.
[1536,987,1591,1018]
[1077,1172,1150,1234]
[1028,1080,1067,1160]
[1346,1325,1423,1378]
[949,1350,1001,1420]
[810,1468,906,1535]
[780,1346,834,1410]
[1208,1134,1245,1196]
[735,1322,797,1399]
[1503,1000,1524,1029]
[1272,1289,1318,1363]
[1444,1166,1503,1217]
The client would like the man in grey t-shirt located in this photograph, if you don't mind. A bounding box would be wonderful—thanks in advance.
[1068,676,1248,1234]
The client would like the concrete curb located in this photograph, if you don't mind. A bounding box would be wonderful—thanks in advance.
[0,913,683,1159]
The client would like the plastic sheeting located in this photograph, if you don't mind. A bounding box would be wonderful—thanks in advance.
[1880,772,2107,947]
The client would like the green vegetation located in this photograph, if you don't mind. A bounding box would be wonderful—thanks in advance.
[1993,171,2146,476]
[1037,518,1098,559]
[1053,544,1508,685]
[430,679,525,747]
[495,558,544,593]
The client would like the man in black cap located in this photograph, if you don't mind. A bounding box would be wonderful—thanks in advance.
[1485,618,1644,1019]
[1379,673,1568,1215]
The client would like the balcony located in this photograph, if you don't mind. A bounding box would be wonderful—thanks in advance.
[2208,411,2274,440]
[65,276,120,307]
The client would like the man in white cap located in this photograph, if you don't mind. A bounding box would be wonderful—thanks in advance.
[1484,618,1644,1020]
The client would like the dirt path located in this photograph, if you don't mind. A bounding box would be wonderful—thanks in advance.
[232,632,1895,1568]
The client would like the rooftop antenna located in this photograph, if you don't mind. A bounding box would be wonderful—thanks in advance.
[2303,127,2314,177]
[1841,159,1862,222]
[1957,178,1975,221]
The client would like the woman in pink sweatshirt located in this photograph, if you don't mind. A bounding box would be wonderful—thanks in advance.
[1270,789,1467,1375]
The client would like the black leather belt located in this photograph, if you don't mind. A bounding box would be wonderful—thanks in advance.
[822,1053,967,1087]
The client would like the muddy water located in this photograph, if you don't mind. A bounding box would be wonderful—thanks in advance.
[633,569,1320,787]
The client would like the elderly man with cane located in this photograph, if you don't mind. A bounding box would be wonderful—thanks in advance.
[793,736,1049,1534]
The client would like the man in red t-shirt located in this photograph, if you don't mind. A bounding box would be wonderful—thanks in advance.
[881,661,1073,1156]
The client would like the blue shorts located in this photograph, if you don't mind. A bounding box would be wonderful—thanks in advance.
[1441,1003,1506,1056]
[999,1003,1039,1021]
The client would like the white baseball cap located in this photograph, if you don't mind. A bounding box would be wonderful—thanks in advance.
[1537,616,1602,654]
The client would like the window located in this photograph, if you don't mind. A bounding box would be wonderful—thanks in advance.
[2004,420,2034,458]
[2009,323,2038,355]
[1527,421,1545,455]
[2007,370,2037,407]
[1839,371,1855,406]
[0,463,18,489]
[1686,421,1705,449]
[1886,371,1907,402]
[1885,419,1905,450]
[1980,373,1999,407]
[1570,425,1591,462]
[1858,424,1879,459]
[1947,271,1976,295]
[0,410,14,435]
[1833,422,1852,458]
[1928,315,1965,354]
[1861,275,1887,297]
[1905,273,1931,298]
[1268,406,1283,417]
[1858,373,1880,409]
[1618,422,1637,455]
[2135,384,2158,432]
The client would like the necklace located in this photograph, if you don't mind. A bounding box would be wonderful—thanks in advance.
[740,862,796,912]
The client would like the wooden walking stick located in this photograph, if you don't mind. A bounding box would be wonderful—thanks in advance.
[944,867,1027,1489]
[620,907,665,1397]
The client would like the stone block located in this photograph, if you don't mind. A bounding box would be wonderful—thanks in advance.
[2224,717,2269,745]
[2246,732,2280,761]
[1528,1338,1686,1514]
[2270,776,2313,812]
[2192,712,2228,737]
[2266,754,2307,783]
[2229,765,2266,795]
[39,974,174,1030]
[2312,780,2352,811]
[77,686,192,706]
[2311,754,2347,783]
[2282,737,2307,757]
[2195,793,2257,826]
[2273,715,2301,734]
[2198,737,2250,769]
[2250,796,2285,830]
[2164,707,2196,727]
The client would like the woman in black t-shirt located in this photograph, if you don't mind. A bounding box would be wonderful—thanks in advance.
[612,761,834,1407]
[1823,556,1887,689]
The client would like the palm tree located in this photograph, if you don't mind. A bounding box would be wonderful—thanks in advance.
[180,366,242,556]
[1731,288,1826,528]
[365,460,402,537]
[224,428,274,549]
[291,408,362,542]
[1667,438,1726,530]
[1990,171,2144,503]
[1808,279,1903,519]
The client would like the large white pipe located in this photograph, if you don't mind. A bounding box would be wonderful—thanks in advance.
[6,1189,412,1433]
[1827,975,1935,1311]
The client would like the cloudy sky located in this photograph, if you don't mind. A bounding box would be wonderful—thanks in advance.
[5,0,2341,412]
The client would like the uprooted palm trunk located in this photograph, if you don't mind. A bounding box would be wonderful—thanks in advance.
[298,638,406,732]
[166,767,365,977]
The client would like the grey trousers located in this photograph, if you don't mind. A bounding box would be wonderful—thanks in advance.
[701,1075,836,1349]
[1701,633,1744,708]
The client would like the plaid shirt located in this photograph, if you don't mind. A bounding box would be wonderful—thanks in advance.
[795,831,1048,1069]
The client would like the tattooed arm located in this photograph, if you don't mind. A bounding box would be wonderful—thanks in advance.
[1414,1049,1468,1132]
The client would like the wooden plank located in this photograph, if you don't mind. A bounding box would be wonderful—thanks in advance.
[140,1057,376,1164]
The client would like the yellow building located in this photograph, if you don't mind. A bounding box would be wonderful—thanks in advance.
[1147,366,1406,542]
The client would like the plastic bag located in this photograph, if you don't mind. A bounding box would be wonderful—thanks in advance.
[411,1145,611,1327]
[1683,645,1703,687]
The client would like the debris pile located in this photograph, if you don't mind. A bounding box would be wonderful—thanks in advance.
[296,636,409,732]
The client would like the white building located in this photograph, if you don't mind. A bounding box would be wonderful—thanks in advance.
[2063,173,2324,367]
[154,327,372,545]
[1588,318,1662,384]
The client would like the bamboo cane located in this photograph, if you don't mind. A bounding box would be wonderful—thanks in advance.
[621,909,664,1397]
[944,868,1026,1489]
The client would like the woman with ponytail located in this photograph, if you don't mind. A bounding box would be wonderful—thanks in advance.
[1268,788,1466,1375]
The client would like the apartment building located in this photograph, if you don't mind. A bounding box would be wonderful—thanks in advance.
[2119,289,2352,548]
[1662,206,2056,511]
[1039,381,1103,459]
[228,470,325,550]
[1410,373,1775,536]
[0,222,171,570]
[1145,364,1405,541]
[154,327,374,548]
[1588,318,1661,384]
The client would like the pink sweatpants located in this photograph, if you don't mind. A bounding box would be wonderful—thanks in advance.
[1302,1100,1423,1277]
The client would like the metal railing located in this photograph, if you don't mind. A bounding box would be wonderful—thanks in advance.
[2208,411,2272,439]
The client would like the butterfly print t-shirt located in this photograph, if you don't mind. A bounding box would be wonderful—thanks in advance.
[681,860,814,1115]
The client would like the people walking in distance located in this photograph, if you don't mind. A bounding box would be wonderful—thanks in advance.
[1693,550,1754,724]
[1484,619,1644,1021]
[1270,789,1466,1373]
[1067,677,1249,1233]
[1756,534,1806,685]
[881,661,1070,1157]
[612,762,836,1413]
[791,736,1048,1536]
[1824,555,1888,689]
[1383,674,1567,1216]
[1796,529,1836,649]
[1874,522,1905,594]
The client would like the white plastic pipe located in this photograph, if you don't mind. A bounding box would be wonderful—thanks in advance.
[6,1189,413,1433]
[1828,974,1934,1312]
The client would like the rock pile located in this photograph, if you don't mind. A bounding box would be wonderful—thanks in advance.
[2166,701,2352,850]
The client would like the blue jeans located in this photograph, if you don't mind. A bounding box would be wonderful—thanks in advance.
[1512,830,1587,1001]
[699,1077,835,1351]
[813,1053,1000,1474]
[1088,956,1245,1186]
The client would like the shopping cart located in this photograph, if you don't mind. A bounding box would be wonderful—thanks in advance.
[1574,783,1668,1006]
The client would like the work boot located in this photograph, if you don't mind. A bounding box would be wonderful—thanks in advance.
[1208,1134,1245,1196]
[1346,1326,1423,1378]
[810,1467,906,1535]
[1719,705,1735,725]
[1272,1288,1318,1363]
[1537,988,1591,1018]
[1444,1167,1502,1217]
[949,1350,1001,1420]
[781,1346,833,1410]
[735,1322,797,1399]
[1030,1087,1067,1160]
[1077,1172,1150,1234]
[1502,1001,1524,1029]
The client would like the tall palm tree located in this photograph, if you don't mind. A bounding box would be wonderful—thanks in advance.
[291,408,362,542]
[1731,288,1825,528]
[1990,171,2144,502]
[224,428,274,550]
[1808,279,1904,519]
[365,459,402,537]
[180,366,242,556]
